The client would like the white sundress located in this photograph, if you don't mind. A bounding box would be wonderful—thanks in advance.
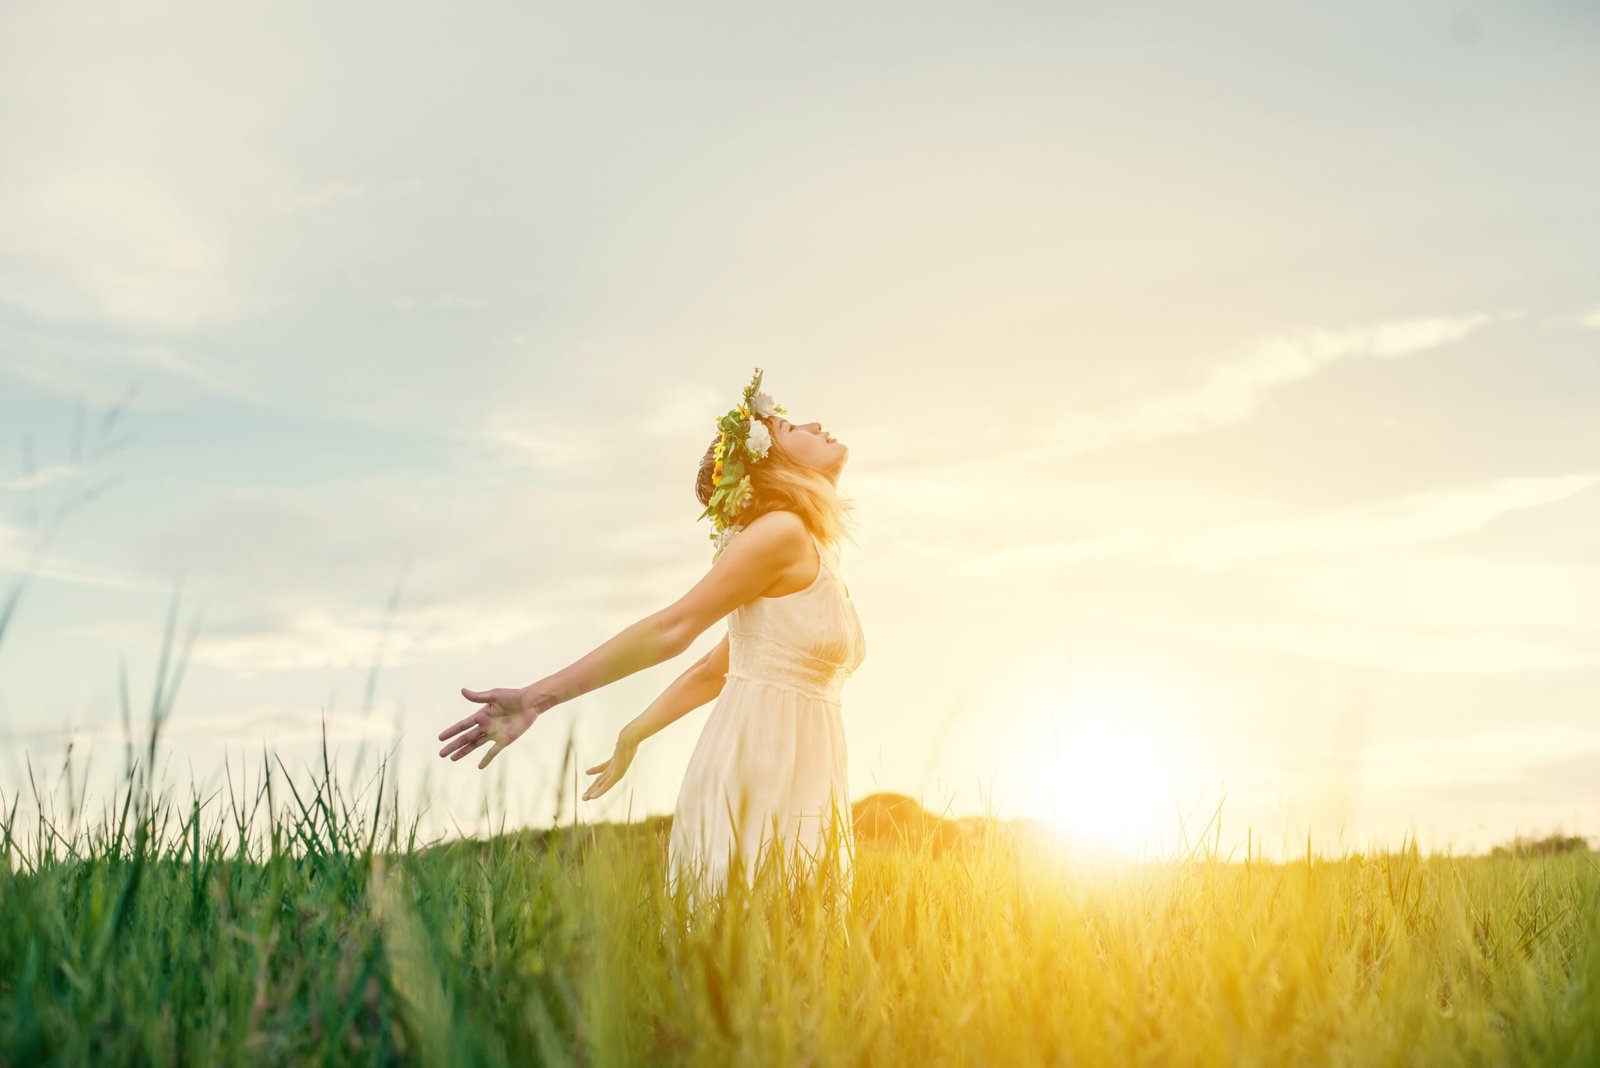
[667,530,867,910]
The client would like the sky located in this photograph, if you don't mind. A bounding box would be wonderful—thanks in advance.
[1,0,1597,861]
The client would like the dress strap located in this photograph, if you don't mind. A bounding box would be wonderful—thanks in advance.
[809,532,835,574]
[810,533,849,596]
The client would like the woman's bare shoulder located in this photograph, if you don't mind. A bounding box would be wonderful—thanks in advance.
[733,510,812,578]
[744,509,809,539]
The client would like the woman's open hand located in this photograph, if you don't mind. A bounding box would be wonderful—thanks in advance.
[438,686,553,770]
[582,729,640,801]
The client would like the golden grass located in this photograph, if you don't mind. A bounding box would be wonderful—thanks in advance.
[4,739,1596,1066]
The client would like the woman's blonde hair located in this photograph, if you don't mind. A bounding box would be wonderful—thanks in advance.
[695,416,856,553]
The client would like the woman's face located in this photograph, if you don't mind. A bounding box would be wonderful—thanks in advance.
[771,415,847,479]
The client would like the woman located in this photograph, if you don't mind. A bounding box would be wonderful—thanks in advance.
[436,368,866,909]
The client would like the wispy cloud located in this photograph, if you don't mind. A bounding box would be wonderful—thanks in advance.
[273,181,371,213]
[945,472,1600,673]
[859,311,1510,479]
[1281,551,1600,635]
[1202,612,1596,673]
[945,471,1596,578]
[387,293,492,311]
[1335,725,1600,792]
[1030,311,1510,457]
[639,381,723,440]
[0,516,169,596]
[1,320,254,409]
[6,703,403,749]
[0,464,82,493]
[42,459,706,681]
[0,169,243,332]
[69,601,559,678]
[1167,473,1600,570]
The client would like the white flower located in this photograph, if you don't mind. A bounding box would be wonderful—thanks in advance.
[751,390,779,419]
[713,524,744,555]
[727,474,754,513]
[744,420,772,460]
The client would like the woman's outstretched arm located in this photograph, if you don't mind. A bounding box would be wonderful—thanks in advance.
[531,512,800,708]
[582,632,730,801]
[625,631,730,745]
[439,510,808,769]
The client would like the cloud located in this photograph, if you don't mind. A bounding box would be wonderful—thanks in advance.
[386,293,492,311]
[0,316,255,411]
[55,449,711,679]
[273,181,371,213]
[0,515,169,596]
[0,169,244,332]
[1281,550,1600,633]
[858,311,1509,482]
[1203,613,1596,674]
[67,600,559,679]
[946,471,1598,579]
[1028,311,1508,457]
[4,703,402,750]
[939,471,1600,674]
[639,381,723,441]
[1337,725,1600,792]
[465,379,725,477]
[0,464,83,493]
[476,426,591,472]
[1167,473,1600,570]
[176,703,404,746]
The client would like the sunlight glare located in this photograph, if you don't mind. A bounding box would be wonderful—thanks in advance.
[1021,673,1189,861]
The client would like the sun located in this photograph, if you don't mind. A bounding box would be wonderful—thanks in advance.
[1011,673,1189,861]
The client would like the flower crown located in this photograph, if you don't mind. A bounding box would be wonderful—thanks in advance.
[700,366,787,555]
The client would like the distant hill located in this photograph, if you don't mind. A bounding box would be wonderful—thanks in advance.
[428,793,1050,860]
[852,792,985,855]
[1488,833,1593,858]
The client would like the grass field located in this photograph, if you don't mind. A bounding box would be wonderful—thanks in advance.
[3,731,1598,1068]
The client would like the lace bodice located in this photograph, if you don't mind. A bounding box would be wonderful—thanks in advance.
[723,533,866,705]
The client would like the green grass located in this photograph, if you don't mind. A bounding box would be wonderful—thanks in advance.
[3,728,1598,1067]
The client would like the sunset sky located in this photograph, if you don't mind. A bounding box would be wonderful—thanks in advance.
[2,1,1596,860]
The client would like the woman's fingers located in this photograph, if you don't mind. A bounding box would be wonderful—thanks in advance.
[439,728,483,759]
[478,740,506,770]
[438,723,479,754]
[438,712,483,742]
[450,734,491,762]
[585,761,607,775]
[452,740,488,763]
